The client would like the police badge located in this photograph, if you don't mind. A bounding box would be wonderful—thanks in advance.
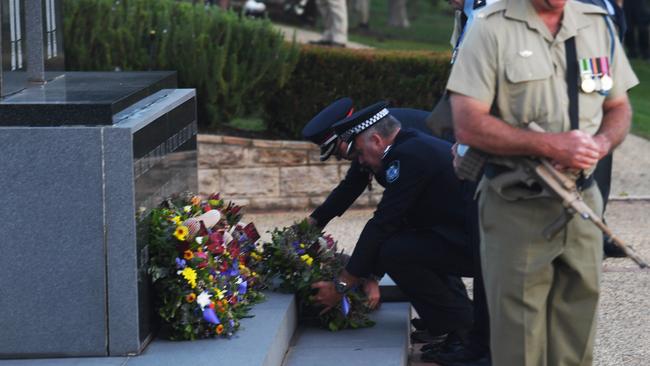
[386,160,400,183]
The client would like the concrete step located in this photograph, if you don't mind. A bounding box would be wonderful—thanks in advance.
[282,302,411,366]
[0,292,297,366]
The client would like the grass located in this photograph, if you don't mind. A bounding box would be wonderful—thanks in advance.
[628,60,650,139]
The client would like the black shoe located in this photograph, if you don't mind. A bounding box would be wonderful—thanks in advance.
[604,238,626,258]
[308,39,345,47]
[420,338,464,361]
[425,344,490,366]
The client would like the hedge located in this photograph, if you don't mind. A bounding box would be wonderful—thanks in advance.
[263,45,452,139]
[64,0,299,130]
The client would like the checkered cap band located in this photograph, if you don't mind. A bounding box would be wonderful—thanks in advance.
[343,108,389,139]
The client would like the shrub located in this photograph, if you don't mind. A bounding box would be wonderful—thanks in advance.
[64,0,299,130]
[263,45,452,139]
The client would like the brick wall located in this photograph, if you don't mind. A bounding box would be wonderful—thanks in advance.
[198,135,383,211]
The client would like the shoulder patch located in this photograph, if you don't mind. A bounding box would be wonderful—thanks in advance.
[385,160,400,184]
[477,0,506,18]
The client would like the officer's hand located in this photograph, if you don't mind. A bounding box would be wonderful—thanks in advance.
[451,143,462,170]
[306,216,318,226]
[311,281,342,315]
[363,278,381,310]
[547,130,600,170]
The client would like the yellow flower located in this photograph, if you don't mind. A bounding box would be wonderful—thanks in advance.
[181,267,197,288]
[250,252,261,261]
[300,254,313,266]
[174,226,189,241]
[183,205,192,213]
[183,250,194,260]
[170,216,182,225]
[214,288,225,299]
[186,293,196,302]
[299,243,305,248]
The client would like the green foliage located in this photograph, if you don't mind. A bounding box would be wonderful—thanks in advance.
[629,60,650,139]
[63,0,298,129]
[263,46,451,139]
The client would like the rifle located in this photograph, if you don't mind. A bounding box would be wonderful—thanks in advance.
[454,122,648,269]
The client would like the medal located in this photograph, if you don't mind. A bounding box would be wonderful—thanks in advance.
[599,57,613,91]
[581,77,596,93]
[579,58,596,93]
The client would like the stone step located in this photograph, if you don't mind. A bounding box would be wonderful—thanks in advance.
[282,302,411,366]
[0,292,297,366]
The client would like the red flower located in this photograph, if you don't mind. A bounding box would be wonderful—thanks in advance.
[229,243,240,258]
[195,251,208,269]
[209,231,225,246]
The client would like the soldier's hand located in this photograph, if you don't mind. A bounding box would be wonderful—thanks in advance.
[306,216,318,226]
[363,278,381,310]
[548,130,600,170]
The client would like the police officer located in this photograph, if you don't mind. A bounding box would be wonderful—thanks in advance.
[308,101,489,360]
[447,1,638,365]
[304,99,434,231]
[304,99,490,366]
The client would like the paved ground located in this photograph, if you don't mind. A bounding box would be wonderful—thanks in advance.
[274,24,372,49]
[246,133,650,366]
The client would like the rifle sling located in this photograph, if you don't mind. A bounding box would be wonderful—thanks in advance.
[565,36,579,131]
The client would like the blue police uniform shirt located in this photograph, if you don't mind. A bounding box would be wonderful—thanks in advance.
[344,128,474,278]
[310,109,433,227]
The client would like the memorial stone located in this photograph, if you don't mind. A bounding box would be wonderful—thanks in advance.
[0,0,199,358]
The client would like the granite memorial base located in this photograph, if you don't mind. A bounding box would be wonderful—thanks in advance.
[0,72,197,358]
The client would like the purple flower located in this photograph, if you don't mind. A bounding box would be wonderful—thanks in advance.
[203,307,220,324]
[341,296,350,317]
[228,261,240,276]
[175,258,186,269]
[238,281,248,295]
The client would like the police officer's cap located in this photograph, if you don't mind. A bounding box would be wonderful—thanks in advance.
[302,97,354,161]
[332,101,390,154]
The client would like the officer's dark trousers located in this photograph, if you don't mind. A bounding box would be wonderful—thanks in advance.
[377,229,475,336]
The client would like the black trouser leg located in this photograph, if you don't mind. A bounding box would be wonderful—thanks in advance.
[378,230,474,336]
[594,153,613,211]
